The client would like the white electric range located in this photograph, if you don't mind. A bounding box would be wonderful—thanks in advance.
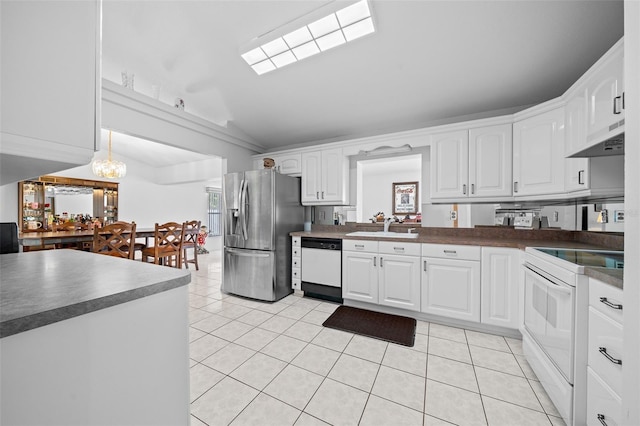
[522,247,623,426]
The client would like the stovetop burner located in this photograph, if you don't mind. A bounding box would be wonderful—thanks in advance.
[535,248,624,269]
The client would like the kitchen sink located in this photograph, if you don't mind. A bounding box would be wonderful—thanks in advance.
[345,231,419,239]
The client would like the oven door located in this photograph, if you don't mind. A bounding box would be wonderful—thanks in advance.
[524,264,575,383]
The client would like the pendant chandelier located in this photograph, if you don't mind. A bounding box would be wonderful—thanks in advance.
[92,130,126,179]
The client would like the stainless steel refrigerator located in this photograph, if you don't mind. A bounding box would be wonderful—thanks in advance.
[222,169,304,301]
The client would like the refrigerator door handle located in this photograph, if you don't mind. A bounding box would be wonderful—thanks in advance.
[240,179,248,240]
[226,248,270,258]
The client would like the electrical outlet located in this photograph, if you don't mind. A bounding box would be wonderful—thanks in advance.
[450,211,457,220]
[553,211,559,222]
[614,210,624,222]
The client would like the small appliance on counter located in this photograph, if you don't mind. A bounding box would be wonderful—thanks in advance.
[514,210,541,229]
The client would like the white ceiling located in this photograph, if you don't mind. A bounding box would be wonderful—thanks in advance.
[101,0,624,153]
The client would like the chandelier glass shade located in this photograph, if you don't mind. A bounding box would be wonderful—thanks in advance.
[92,130,126,179]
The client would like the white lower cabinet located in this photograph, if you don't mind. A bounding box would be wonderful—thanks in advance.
[342,245,378,303]
[480,247,520,329]
[586,278,623,426]
[291,237,301,290]
[342,240,421,311]
[421,244,481,322]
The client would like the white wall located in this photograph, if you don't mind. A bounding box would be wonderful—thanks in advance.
[623,1,640,422]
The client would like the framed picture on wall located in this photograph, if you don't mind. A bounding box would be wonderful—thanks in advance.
[392,181,418,215]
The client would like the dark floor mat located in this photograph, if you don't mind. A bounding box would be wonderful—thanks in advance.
[322,305,416,347]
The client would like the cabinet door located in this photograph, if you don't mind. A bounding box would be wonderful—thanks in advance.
[421,258,480,322]
[378,255,420,312]
[469,124,512,198]
[342,251,378,303]
[320,148,346,203]
[275,153,302,176]
[565,90,588,156]
[481,247,520,329]
[586,47,624,143]
[430,130,469,199]
[301,151,322,204]
[1,1,99,154]
[513,108,565,196]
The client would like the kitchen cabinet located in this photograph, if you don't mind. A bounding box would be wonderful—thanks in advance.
[342,240,421,311]
[512,107,565,197]
[0,1,100,184]
[421,244,481,322]
[301,148,349,205]
[430,124,512,201]
[291,237,301,290]
[378,242,421,312]
[481,247,520,329]
[429,130,469,199]
[586,277,623,426]
[342,240,379,304]
[585,41,624,148]
[255,153,302,176]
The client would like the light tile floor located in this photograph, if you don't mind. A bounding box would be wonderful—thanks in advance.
[188,252,566,426]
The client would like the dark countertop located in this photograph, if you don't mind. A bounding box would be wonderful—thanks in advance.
[291,225,624,288]
[584,267,624,290]
[0,250,191,338]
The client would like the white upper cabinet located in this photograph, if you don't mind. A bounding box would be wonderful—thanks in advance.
[301,148,349,205]
[469,124,513,198]
[430,130,469,199]
[513,107,565,197]
[274,153,302,176]
[430,124,512,201]
[0,0,100,183]
[585,41,624,147]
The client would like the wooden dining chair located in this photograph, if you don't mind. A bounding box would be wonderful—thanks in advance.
[141,222,184,268]
[92,221,137,260]
[182,220,201,270]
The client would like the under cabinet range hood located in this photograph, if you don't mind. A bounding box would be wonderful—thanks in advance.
[569,131,624,157]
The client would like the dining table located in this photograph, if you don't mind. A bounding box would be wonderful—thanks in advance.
[18,227,157,250]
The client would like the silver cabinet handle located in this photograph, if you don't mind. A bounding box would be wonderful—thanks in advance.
[321,191,325,199]
[578,170,585,185]
[380,257,384,267]
[373,256,376,267]
[600,297,622,310]
[355,244,365,249]
[597,414,608,426]
[599,347,622,365]
[316,191,319,199]
[462,184,467,195]
[423,260,427,272]
[513,181,519,193]
[613,95,622,114]
[444,250,457,254]
[471,183,475,194]
[393,247,405,252]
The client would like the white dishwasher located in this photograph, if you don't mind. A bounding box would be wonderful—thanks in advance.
[301,238,342,303]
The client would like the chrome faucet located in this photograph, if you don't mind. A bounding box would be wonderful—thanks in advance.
[384,217,392,233]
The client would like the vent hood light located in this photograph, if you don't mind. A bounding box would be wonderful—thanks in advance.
[241,0,375,74]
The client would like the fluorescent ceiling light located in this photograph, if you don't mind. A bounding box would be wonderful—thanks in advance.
[241,0,375,74]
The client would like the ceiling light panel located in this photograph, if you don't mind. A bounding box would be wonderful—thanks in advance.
[242,0,374,74]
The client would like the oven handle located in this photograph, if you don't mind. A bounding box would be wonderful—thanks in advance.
[525,263,572,294]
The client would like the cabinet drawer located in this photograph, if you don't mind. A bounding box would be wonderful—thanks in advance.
[588,307,623,395]
[422,244,481,261]
[589,277,623,324]
[343,239,378,252]
[292,237,301,247]
[292,258,301,268]
[587,367,622,426]
[292,267,301,280]
[292,247,301,258]
[379,241,420,256]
